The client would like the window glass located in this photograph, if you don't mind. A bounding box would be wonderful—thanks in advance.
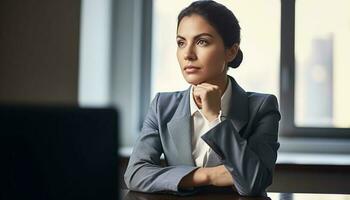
[295,0,350,128]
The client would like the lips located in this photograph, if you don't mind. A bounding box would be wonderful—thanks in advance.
[184,65,200,73]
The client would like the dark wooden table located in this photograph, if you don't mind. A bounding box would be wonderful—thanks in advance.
[122,190,350,200]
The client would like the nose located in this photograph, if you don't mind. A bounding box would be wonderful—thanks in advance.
[184,44,197,61]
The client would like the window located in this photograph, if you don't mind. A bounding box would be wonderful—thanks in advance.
[280,0,350,137]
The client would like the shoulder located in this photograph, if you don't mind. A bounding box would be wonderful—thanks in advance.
[246,92,280,118]
[157,90,187,102]
[149,89,188,114]
[152,90,187,106]
[144,90,188,129]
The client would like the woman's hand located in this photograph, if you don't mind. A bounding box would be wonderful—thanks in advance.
[179,167,211,188]
[179,165,235,189]
[207,165,234,187]
[192,83,222,122]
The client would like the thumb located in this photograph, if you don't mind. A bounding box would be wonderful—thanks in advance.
[193,94,202,108]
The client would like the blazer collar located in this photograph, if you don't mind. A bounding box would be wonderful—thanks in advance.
[226,75,249,133]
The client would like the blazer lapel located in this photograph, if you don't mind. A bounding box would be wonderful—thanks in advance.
[167,88,195,166]
[226,76,249,134]
[166,76,248,165]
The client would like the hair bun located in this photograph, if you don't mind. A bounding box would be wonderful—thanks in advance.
[229,49,243,68]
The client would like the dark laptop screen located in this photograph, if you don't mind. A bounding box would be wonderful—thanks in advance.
[0,106,119,200]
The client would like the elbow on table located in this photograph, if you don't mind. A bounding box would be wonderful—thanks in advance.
[124,171,135,190]
[124,169,156,193]
[124,169,141,192]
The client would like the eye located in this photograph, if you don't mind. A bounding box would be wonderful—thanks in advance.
[197,39,208,46]
[177,40,185,48]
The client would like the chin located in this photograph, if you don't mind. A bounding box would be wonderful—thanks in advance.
[182,74,206,85]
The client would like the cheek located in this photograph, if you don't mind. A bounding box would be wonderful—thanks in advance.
[201,48,226,71]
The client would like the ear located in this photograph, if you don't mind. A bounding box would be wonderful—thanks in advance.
[225,43,239,62]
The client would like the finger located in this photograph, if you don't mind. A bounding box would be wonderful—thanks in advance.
[198,82,218,87]
[194,96,202,104]
[193,88,210,102]
[198,83,220,89]
[193,85,207,94]
[195,85,213,94]
[196,84,219,91]
[192,93,202,108]
[193,89,205,101]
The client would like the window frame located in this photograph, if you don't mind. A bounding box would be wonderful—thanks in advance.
[138,0,153,130]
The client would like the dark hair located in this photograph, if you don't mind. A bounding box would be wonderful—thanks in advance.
[177,0,243,68]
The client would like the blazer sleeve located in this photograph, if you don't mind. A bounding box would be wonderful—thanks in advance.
[201,95,281,196]
[124,93,198,195]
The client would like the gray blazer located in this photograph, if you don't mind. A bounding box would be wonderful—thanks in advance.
[124,76,281,196]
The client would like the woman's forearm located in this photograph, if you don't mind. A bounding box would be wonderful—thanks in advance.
[179,165,234,189]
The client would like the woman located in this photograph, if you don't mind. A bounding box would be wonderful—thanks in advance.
[124,0,280,197]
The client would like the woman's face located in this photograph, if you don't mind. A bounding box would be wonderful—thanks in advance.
[176,14,235,85]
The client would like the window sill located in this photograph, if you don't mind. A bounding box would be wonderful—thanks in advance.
[276,152,350,165]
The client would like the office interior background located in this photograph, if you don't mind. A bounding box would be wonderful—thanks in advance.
[1,0,350,194]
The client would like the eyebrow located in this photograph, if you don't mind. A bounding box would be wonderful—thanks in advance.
[176,33,214,40]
